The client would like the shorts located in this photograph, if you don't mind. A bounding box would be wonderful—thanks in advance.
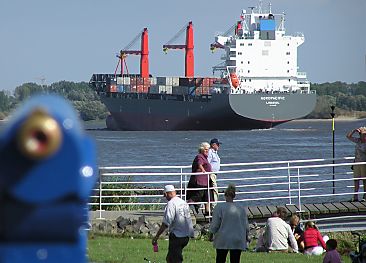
[167,233,189,262]
[354,164,366,179]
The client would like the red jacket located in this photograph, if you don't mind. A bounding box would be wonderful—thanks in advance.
[302,228,326,249]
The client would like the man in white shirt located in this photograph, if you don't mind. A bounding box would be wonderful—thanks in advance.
[265,207,298,253]
[208,138,221,207]
[152,185,194,263]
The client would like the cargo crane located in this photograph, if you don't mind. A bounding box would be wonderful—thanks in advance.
[115,28,149,78]
[163,21,194,77]
[210,21,243,52]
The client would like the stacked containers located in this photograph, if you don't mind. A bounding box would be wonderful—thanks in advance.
[106,78,117,92]
[111,75,224,95]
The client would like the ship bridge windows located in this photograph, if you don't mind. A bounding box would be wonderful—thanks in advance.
[240,43,244,46]
[248,43,252,46]
[238,52,242,55]
[286,52,290,55]
[248,61,250,64]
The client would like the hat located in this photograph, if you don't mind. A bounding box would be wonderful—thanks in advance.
[164,185,175,193]
[210,138,222,145]
[359,127,366,134]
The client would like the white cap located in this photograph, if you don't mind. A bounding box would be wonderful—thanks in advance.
[164,185,175,193]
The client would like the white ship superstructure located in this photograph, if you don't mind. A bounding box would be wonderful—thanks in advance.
[213,3,310,94]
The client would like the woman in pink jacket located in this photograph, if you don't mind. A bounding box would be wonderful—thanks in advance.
[302,221,328,255]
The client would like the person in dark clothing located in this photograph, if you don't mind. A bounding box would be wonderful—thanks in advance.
[187,142,212,215]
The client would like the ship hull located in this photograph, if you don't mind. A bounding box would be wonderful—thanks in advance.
[100,92,316,131]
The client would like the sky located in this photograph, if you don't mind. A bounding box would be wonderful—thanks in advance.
[0,0,365,92]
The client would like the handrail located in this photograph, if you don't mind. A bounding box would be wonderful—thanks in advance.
[92,156,365,220]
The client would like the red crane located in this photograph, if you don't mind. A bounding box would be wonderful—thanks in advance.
[162,21,194,77]
[115,28,149,78]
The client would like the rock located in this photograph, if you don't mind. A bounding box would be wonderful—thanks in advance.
[125,225,134,234]
[116,216,130,229]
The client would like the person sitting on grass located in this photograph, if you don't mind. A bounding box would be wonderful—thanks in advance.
[264,207,298,253]
[323,239,341,263]
[289,214,304,252]
[301,221,328,256]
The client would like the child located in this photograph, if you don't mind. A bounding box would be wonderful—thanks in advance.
[302,221,328,255]
[323,239,341,263]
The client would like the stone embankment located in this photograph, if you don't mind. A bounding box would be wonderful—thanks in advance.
[90,211,261,240]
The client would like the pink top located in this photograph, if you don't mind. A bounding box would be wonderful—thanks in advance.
[302,228,326,249]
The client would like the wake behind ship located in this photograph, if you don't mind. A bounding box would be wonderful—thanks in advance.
[89,3,316,131]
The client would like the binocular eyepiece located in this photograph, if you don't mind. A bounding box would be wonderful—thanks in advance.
[17,109,62,160]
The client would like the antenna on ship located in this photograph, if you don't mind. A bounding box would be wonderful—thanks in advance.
[269,2,272,13]
[258,0,263,13]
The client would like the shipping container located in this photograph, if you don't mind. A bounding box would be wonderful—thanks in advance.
[179,77,195,86]
[195,86,210,95]
[117,85,124,93]
[172,77,180,86]
[158,85,172,94]
[165,77,173,86]
[157,77,166,85]
[123,77,131,85]
[150,77,157,85]
[137,85,149,93]
[108,84,117,93]
[172,86,189,95]
[124,85,131,93]
[149,85,159,94]
[117,77,124,85]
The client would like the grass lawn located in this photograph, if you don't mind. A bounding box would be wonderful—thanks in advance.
[88,235,352,263]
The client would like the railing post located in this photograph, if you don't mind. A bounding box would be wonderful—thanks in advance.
[287,162,292,205]
[207,172,211,220]
[296,168,304,213]
[184,170,187,202]
[97,168,104,219]
[180,168,183,199]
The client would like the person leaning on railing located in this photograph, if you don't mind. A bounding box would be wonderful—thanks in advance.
[186,142,213,216]
[207,138,221,209]
[346,127,366,202]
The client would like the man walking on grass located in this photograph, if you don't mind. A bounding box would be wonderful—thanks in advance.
[152,185,194,263]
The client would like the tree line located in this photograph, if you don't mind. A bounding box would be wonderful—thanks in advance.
[0,81,107,121]
[308,81,366,118]
[0,80,366,121]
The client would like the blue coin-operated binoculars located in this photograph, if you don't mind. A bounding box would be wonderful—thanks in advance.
[0,95,97,263]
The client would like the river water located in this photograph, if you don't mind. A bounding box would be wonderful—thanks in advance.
[85,119,365,167]
[1,119,363,166]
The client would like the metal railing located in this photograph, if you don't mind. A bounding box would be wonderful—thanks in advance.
[90,156,366,221]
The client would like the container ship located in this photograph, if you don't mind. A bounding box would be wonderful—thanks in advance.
[89,4,316,131]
